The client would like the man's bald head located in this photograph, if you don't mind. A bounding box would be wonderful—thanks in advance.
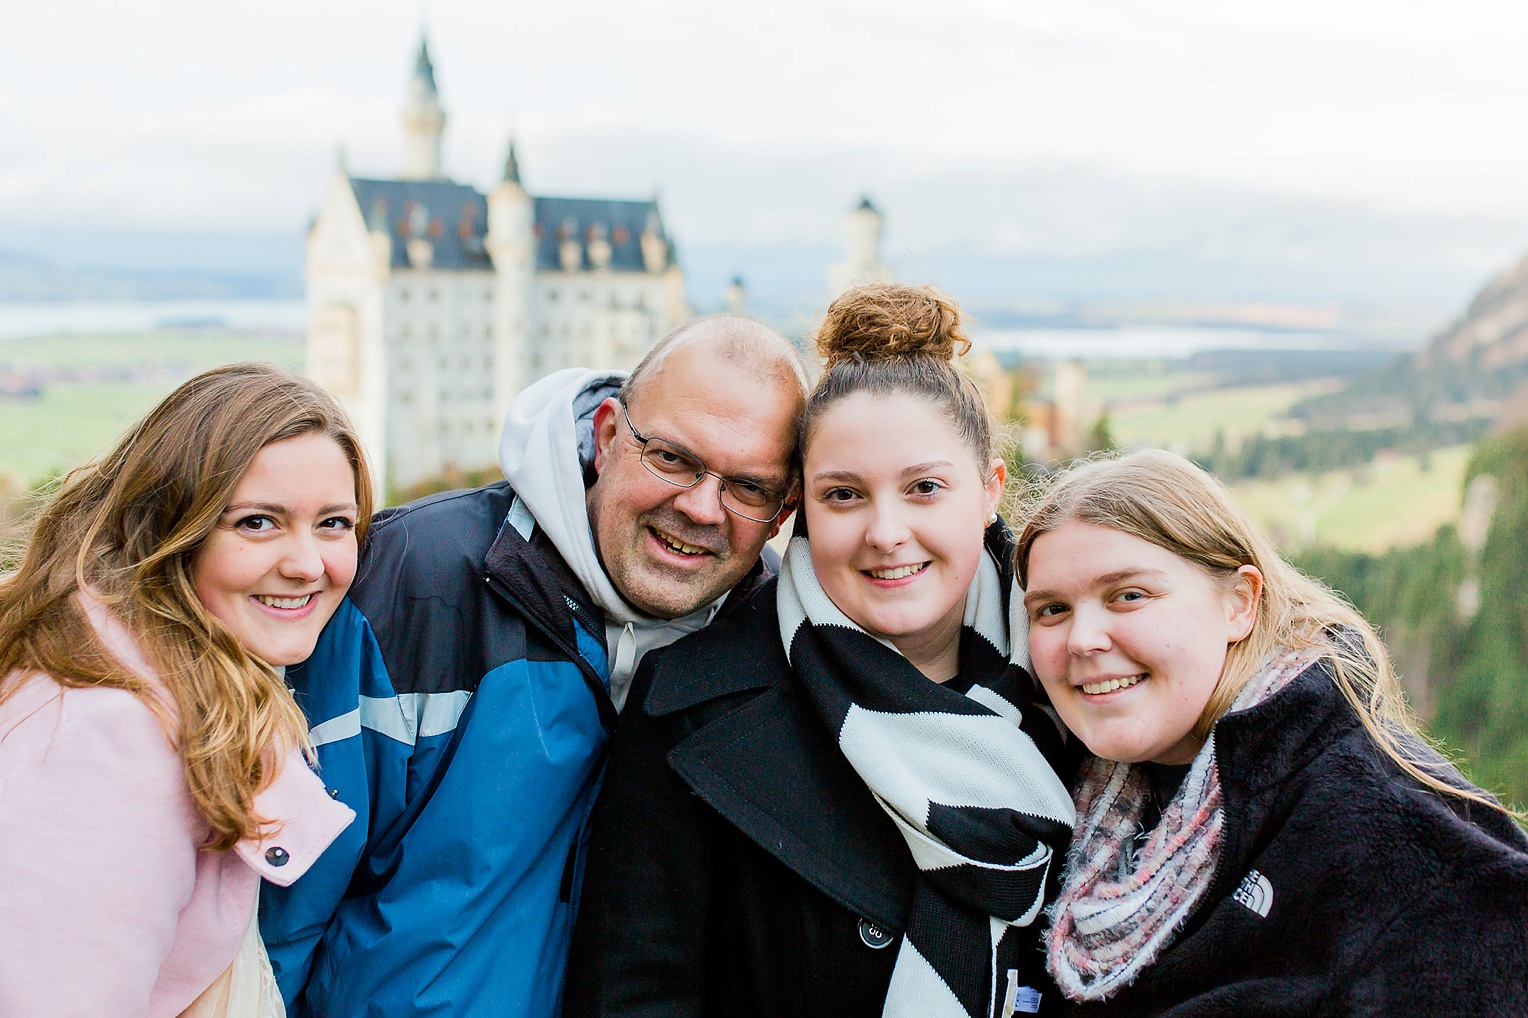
[620,315,809,413]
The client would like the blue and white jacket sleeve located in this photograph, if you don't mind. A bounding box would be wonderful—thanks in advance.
[259,597,411,1006]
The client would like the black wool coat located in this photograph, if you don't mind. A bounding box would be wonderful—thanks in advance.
[1063,661,1528,1017]
[563,577,1075,1018]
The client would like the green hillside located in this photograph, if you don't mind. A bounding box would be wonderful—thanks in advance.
[1294,429,1528,812]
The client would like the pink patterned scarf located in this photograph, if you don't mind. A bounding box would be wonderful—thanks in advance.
[1045,648,1317,1002]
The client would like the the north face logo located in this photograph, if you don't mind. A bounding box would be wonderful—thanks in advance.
[1233,869,1273,918]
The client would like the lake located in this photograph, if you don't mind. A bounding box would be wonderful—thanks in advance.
[973,325,1420,360]
[0,300,1420,360]
[0,300,308,339]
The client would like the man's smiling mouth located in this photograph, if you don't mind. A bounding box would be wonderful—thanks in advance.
[652,528,708,556]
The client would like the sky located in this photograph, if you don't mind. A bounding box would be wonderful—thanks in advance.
[5,0,1528,312]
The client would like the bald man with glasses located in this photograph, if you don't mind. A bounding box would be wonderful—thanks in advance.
[262,316,809,1018]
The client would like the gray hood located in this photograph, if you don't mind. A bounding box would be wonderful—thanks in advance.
[497,367,723,709]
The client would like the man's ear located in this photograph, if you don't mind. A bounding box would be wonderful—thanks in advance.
[1226,564,1264,643]
[768,492,801,540]
[591,398,621,475]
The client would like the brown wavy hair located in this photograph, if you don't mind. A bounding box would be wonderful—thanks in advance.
[0,362,373,850]
[806,284,992,469]
[1014,449,1512,816]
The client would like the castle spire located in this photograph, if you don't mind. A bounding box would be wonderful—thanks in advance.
[502,137,521,185]
[414,35,438,94]
[401,32,446,180]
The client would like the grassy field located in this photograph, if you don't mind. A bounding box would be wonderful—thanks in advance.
[1105,378,1339,453]
[1229,446,1470,553]
[1085,362,1219,404]
[0,330,302,488]
[1,332,1470,556]
[1100,372,1467,553]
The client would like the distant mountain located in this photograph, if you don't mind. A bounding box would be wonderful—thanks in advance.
[1293,250,1528,429]
[0,249,300,301]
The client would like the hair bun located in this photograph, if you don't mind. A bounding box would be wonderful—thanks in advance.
[815,283,971,368]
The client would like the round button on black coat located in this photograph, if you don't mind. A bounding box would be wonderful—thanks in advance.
[265,846,290,866]
[857,918,893,949]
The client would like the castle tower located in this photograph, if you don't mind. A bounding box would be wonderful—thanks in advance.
[401,36,446,180]
[725,275,747,314]
[829,195,894,296]
[485,136,535,426]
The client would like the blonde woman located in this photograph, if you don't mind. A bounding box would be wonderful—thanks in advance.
[1017,449,1528,1015]
[0,363,363,1016]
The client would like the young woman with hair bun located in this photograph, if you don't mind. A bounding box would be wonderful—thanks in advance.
[567,284,1076,1017]
[1017,449,1528,1015]
[0,362,364,1017]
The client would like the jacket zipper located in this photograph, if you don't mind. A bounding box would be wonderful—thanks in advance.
[484,574,618,731]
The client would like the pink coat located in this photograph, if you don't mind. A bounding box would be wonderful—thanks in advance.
[0,596,354,1017]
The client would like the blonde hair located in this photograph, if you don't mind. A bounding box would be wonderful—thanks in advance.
[1014,449,1509,816]
[0,362,374,850]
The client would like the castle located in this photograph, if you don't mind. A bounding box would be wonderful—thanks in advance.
[305,38,690,497]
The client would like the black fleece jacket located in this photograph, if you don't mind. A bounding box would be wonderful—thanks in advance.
[1063,660,1528,1017]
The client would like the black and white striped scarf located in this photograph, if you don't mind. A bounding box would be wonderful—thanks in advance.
[777,526,1077,1018]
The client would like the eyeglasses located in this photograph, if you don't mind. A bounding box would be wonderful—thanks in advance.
[619,400,789,523]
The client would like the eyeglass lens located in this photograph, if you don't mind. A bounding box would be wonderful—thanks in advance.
[638,439,782,519]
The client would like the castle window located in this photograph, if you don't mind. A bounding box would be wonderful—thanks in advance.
[399,287,411,301]
[429,289,440,302]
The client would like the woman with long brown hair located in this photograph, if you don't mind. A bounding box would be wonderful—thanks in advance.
[0,362,366,1016]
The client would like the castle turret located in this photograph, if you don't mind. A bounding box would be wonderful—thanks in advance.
[725,275,747,314]
[829,195,895,296]
[486,135,535,426]
[401,36,446,180]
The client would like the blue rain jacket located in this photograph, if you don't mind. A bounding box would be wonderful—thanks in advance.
[260,482,615,1018]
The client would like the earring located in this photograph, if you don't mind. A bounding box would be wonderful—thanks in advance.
[987,512,998,524]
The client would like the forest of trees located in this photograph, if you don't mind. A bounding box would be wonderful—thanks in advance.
[1293,428,1528,811]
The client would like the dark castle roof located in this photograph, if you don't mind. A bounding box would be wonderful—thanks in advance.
[346,177,673,273]
[349,177,491,270]
[531,196,671,272]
